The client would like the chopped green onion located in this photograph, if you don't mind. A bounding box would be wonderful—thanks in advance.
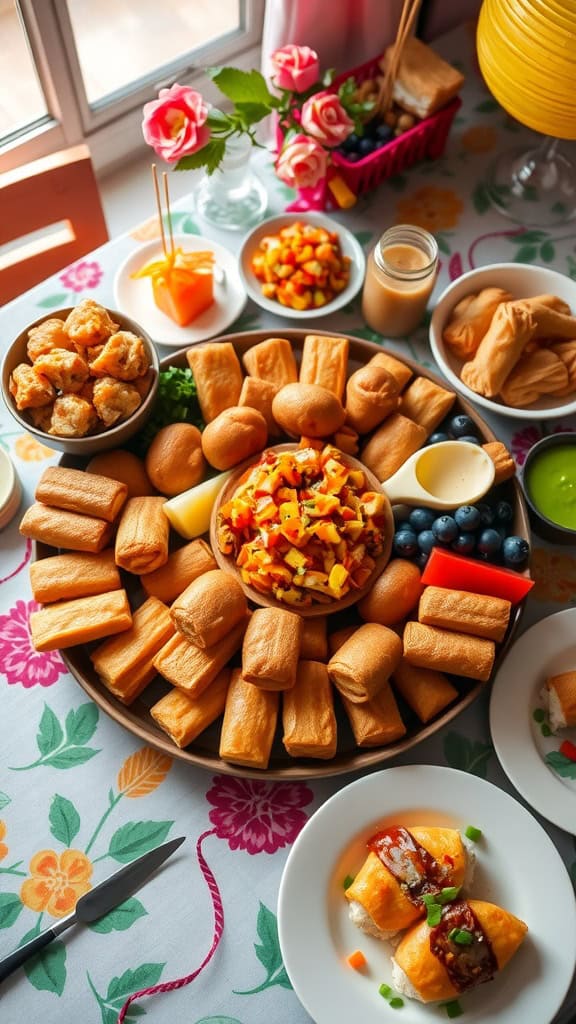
[533,707,545,723]
[390,997,404,1009]
[437,886,461,905]
[464,825,482,842]
[379,983,392,999]
[342,874,355,890]
[421,895,442,927]
[444,1000,464,1018]
[448,927,474,945]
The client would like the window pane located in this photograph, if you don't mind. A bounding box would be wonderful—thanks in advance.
[66,0,241,107]
[0,1,48,141]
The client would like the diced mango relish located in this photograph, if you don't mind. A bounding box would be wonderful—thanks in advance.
[250,221,351,310]
[216,445,388,607]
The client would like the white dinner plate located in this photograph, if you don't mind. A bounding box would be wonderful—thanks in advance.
[278,764,576,1024]
[238,211,366,319]
[113,234,246,347]
[490,608,576,834]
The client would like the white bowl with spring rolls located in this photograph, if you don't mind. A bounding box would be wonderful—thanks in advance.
[278,765,576,1024]
[429,263,576,420]
[28,329,530,779]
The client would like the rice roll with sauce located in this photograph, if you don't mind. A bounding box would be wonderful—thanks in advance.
[345,825,475,941]
[543,670,576,730]
[392,898,527,1002]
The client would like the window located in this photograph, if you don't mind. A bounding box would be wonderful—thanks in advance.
[0,0,264,173]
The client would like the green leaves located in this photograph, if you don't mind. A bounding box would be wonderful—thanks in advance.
[443,733,493,778]
[176,139,226,175]
[0,892,24,929]
[36,294,69,308]
[545,751,576,779]
[234,902,292,995]
[88,962,166,1023]
[472,182,491,215]
[24,941,66,995]
[207,67,275,107]
[108,820,174,863]
[89,896,147,933]
[0,791,10,810]
[49,794,81,846]
[10,701,100,771]
[509,230,555,265]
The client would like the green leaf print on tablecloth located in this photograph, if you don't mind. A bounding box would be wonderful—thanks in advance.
[545,751,576,779]
[196,1018,244,1024]
[24,940,66,996]
[0,792,10,810]
[88,961,166,1023]
[36,294,69,309]
[10,702,100,771]
[107,820,174,864]
[443,732,493,777]
[88,896,147,934]
[49,794,80,845]
[234,902,292,995]
[0,892,24,929]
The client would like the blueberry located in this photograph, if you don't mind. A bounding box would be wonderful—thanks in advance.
[454,505,481,531]
[448,414,477,439]
[495,500,514,525]
[432,515,458,543]
[458,434,482,446]
[415,551,430,570]
[476,502,495,527]
[374,123,393,143]
[477,528,502,556]
[408,507,436,532]
[427,431,449,445]
[342,133,360,153]
[393,506,410,527]
[502,535,530,568]
[417,529,436,554]
[343,150,360,162]
[452,532,476,555]
[393,528,419,558]
[358,137,377,157]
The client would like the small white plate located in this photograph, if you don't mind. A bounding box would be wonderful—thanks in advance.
[113,234,246,347]
[490,608,576,833]
[239,211,366,319]
[278,764,576,1024]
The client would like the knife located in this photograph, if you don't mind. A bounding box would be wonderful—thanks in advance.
[0,835,185,983]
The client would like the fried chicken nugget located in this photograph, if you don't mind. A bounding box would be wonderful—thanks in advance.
[64,299,119,345]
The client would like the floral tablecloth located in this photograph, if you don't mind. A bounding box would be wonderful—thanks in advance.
[1,21,576,1024]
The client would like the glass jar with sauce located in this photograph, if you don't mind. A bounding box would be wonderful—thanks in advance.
[361,225,439,337]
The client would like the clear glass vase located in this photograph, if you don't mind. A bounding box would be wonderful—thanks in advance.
[194,135,268,231]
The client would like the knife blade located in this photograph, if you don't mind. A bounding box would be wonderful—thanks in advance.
[0,835,185,983]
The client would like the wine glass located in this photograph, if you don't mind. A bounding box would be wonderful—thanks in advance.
[476,0,576,226]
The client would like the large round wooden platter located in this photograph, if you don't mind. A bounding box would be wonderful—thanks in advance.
[46,329,530,779]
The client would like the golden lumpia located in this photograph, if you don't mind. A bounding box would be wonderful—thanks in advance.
[114,496,169,574]
[35,465,127,522]
[29,550,121,603]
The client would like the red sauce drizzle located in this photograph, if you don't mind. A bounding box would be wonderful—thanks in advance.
[430,900,497,992]
[367,826,451,904]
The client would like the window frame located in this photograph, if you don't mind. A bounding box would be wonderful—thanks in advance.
[0,0,265,174]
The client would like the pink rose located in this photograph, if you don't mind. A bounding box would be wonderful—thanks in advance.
[142,83,210,163]
[270,45,320,93]
[275,134,328,189]
[300,92,354,148]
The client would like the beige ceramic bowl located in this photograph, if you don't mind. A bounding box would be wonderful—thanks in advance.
[1,306,159,456]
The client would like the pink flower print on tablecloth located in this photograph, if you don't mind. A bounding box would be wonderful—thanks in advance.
[0,599,66,687]
[511,424,575,467]
[207,776,313,854]
[60,260,103,292]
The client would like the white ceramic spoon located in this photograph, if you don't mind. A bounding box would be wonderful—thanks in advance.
[381,440,496,510]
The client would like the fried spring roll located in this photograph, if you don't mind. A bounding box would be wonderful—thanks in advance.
[153,615,248,698]
[20,502,113,553]
[369,351,413,391]
[418,586,511,642]
[460,301,536,398]
[186,342,243,422]
[300,617,328,662]
[150,669,230,747]
[328,624,361,656]
[238,375,281,436]
[219,667,279,769]
[35,465,127,523]
[392,659,458,723]
[242,607,302,691]
[361,413,427,481]
[299,334,349,400]
[442,288,512,359]
[29,589,132,652]
[141,539,217,604]
[29,550,121,603]
[91,596,175,704]
[282,661,337,758]
[403,621,495,682]
[115,496,169,575]
[242,337,298,386]
[482,441,516,484]
[398,377,456,436]
[328,623,402,703]
[340,681,406,747]
[170,569,248,649]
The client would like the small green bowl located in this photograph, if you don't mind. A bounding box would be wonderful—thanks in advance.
[521,433,576,545]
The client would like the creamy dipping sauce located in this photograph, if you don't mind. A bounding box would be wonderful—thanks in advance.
[526,444,576,529]
[361,227,438,337]
[416,444,492,503]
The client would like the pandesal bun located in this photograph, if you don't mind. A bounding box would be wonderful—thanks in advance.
[358,558,422,625]
[145,422,205,497]
[272,382,346,438]
[201,406,268,470]
[86,449,155,498]
[345,364,400,434]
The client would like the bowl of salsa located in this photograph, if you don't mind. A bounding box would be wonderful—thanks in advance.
[521,433,576,544]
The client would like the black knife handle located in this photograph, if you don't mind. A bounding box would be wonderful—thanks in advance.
[0,928,57,983]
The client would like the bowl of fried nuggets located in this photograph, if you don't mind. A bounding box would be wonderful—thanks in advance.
[429,263,576,420]
[1,300,159,454]
[25,328,530,779]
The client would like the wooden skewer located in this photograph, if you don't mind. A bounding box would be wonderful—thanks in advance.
[151,163,168,259]
[378,0,422,116]
[162,171,175,260]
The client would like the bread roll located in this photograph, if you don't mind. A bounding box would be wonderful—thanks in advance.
[86,449,155,497]
[201,406,268,470]
[328,623,402,702]
[171,568,247,649]
[272,382,345,438]
[145,422,205,496]
[345,364,399,434]
[358,559,422,626]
